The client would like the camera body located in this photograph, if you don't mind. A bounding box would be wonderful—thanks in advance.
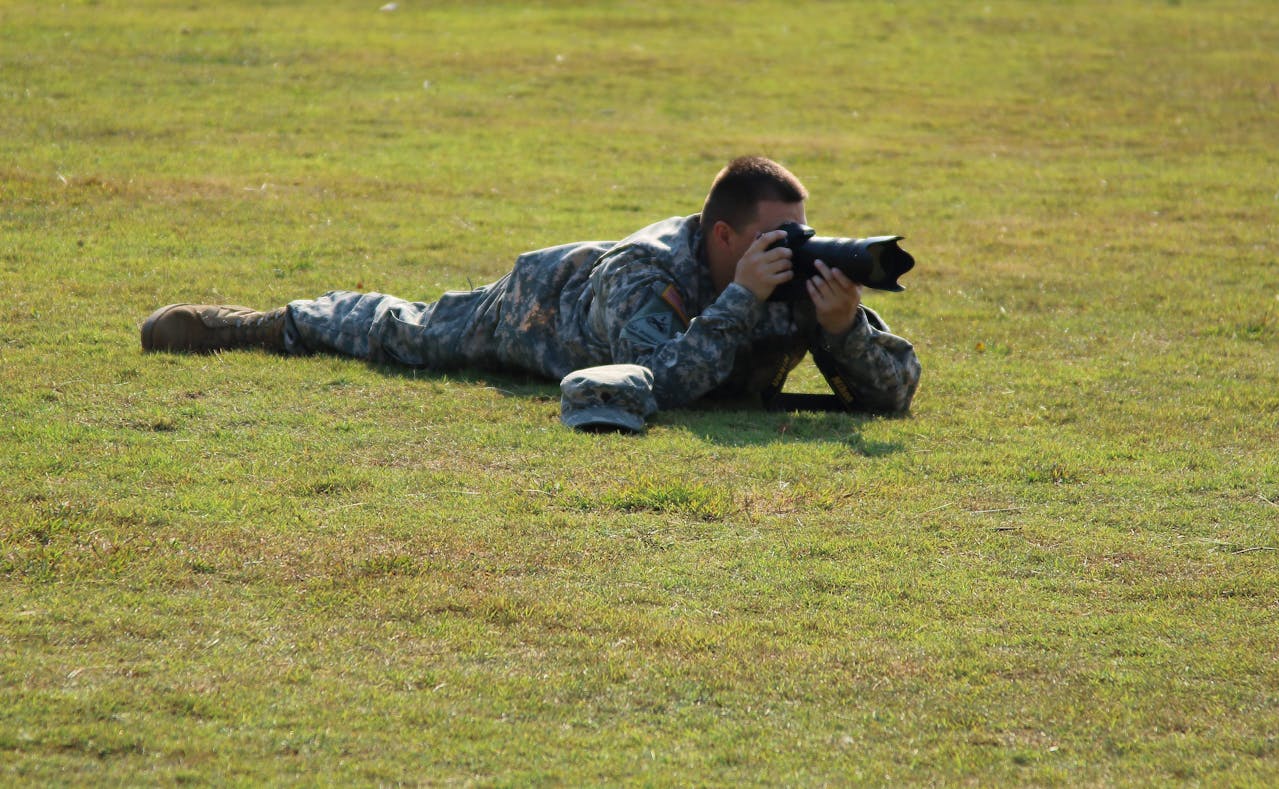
[766,221,915,301]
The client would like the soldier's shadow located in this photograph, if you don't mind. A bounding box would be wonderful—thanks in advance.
[370,363,907,454]
[670,396,908,454]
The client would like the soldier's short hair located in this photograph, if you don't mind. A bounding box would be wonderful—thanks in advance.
[702,156,808,232]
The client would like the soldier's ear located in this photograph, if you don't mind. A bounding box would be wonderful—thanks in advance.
[711,219,736,250]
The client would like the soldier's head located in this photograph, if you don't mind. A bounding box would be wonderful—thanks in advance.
[702,156,808,291]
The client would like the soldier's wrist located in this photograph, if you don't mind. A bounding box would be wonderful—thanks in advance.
[819,307,870,349]
[721,282,764,323]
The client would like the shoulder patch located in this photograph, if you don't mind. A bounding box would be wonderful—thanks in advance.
[659,284,689,328]
[621,285,689,348]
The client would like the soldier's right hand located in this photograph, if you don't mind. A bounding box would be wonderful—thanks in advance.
[733,229,794,302]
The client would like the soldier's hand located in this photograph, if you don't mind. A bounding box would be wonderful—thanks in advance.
[733,229,794,302]
[807,259,862,335]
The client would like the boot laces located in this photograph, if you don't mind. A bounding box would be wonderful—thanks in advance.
[222,309,282,345]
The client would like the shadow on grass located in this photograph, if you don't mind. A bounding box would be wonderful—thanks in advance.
[368,362,908,454]
[671,396,908,454]
[367,361,558,399]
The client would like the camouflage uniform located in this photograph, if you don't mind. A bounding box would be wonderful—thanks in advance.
[286,214,920,411]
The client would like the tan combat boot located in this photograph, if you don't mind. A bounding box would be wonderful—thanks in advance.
[140,304,287,354]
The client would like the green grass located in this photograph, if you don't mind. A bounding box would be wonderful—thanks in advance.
[3,0,1278,784]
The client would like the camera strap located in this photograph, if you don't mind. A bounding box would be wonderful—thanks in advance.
[763,392,847,412]
[810,344,860,410]
[760,345,858,413]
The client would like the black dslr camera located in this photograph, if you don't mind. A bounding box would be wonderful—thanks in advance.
[766,221,915,301]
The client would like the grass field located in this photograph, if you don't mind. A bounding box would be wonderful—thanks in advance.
[2,0,1277,784]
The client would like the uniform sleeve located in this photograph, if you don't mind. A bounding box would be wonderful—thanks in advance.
[596,256,761,408]
[814,306,921,413]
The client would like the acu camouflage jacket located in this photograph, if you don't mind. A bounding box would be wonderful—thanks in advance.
[441,214,920,412]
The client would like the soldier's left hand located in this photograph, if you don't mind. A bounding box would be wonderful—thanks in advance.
[807,260,862,335]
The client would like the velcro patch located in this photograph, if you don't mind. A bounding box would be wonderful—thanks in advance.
[659,284,689,328]
[621,285,689,348]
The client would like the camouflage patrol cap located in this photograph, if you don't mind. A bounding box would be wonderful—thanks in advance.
[560,364,658,433]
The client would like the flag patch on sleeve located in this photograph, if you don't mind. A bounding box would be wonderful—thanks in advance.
[621,284,690,348]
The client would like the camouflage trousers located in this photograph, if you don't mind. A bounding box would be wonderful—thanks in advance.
[285,283,509,369]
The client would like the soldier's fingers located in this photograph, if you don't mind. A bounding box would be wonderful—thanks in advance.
[810,266,836,293]
[755,253,791,275]
[809,271,835,293]
[742,245,789,273]
[762,245,792,264]
[769,264,794,282]
[818,262,849,289]
[748,229,788,254]
[816,261,857,294]
[805,277,828,304]
[827,266,857,291]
